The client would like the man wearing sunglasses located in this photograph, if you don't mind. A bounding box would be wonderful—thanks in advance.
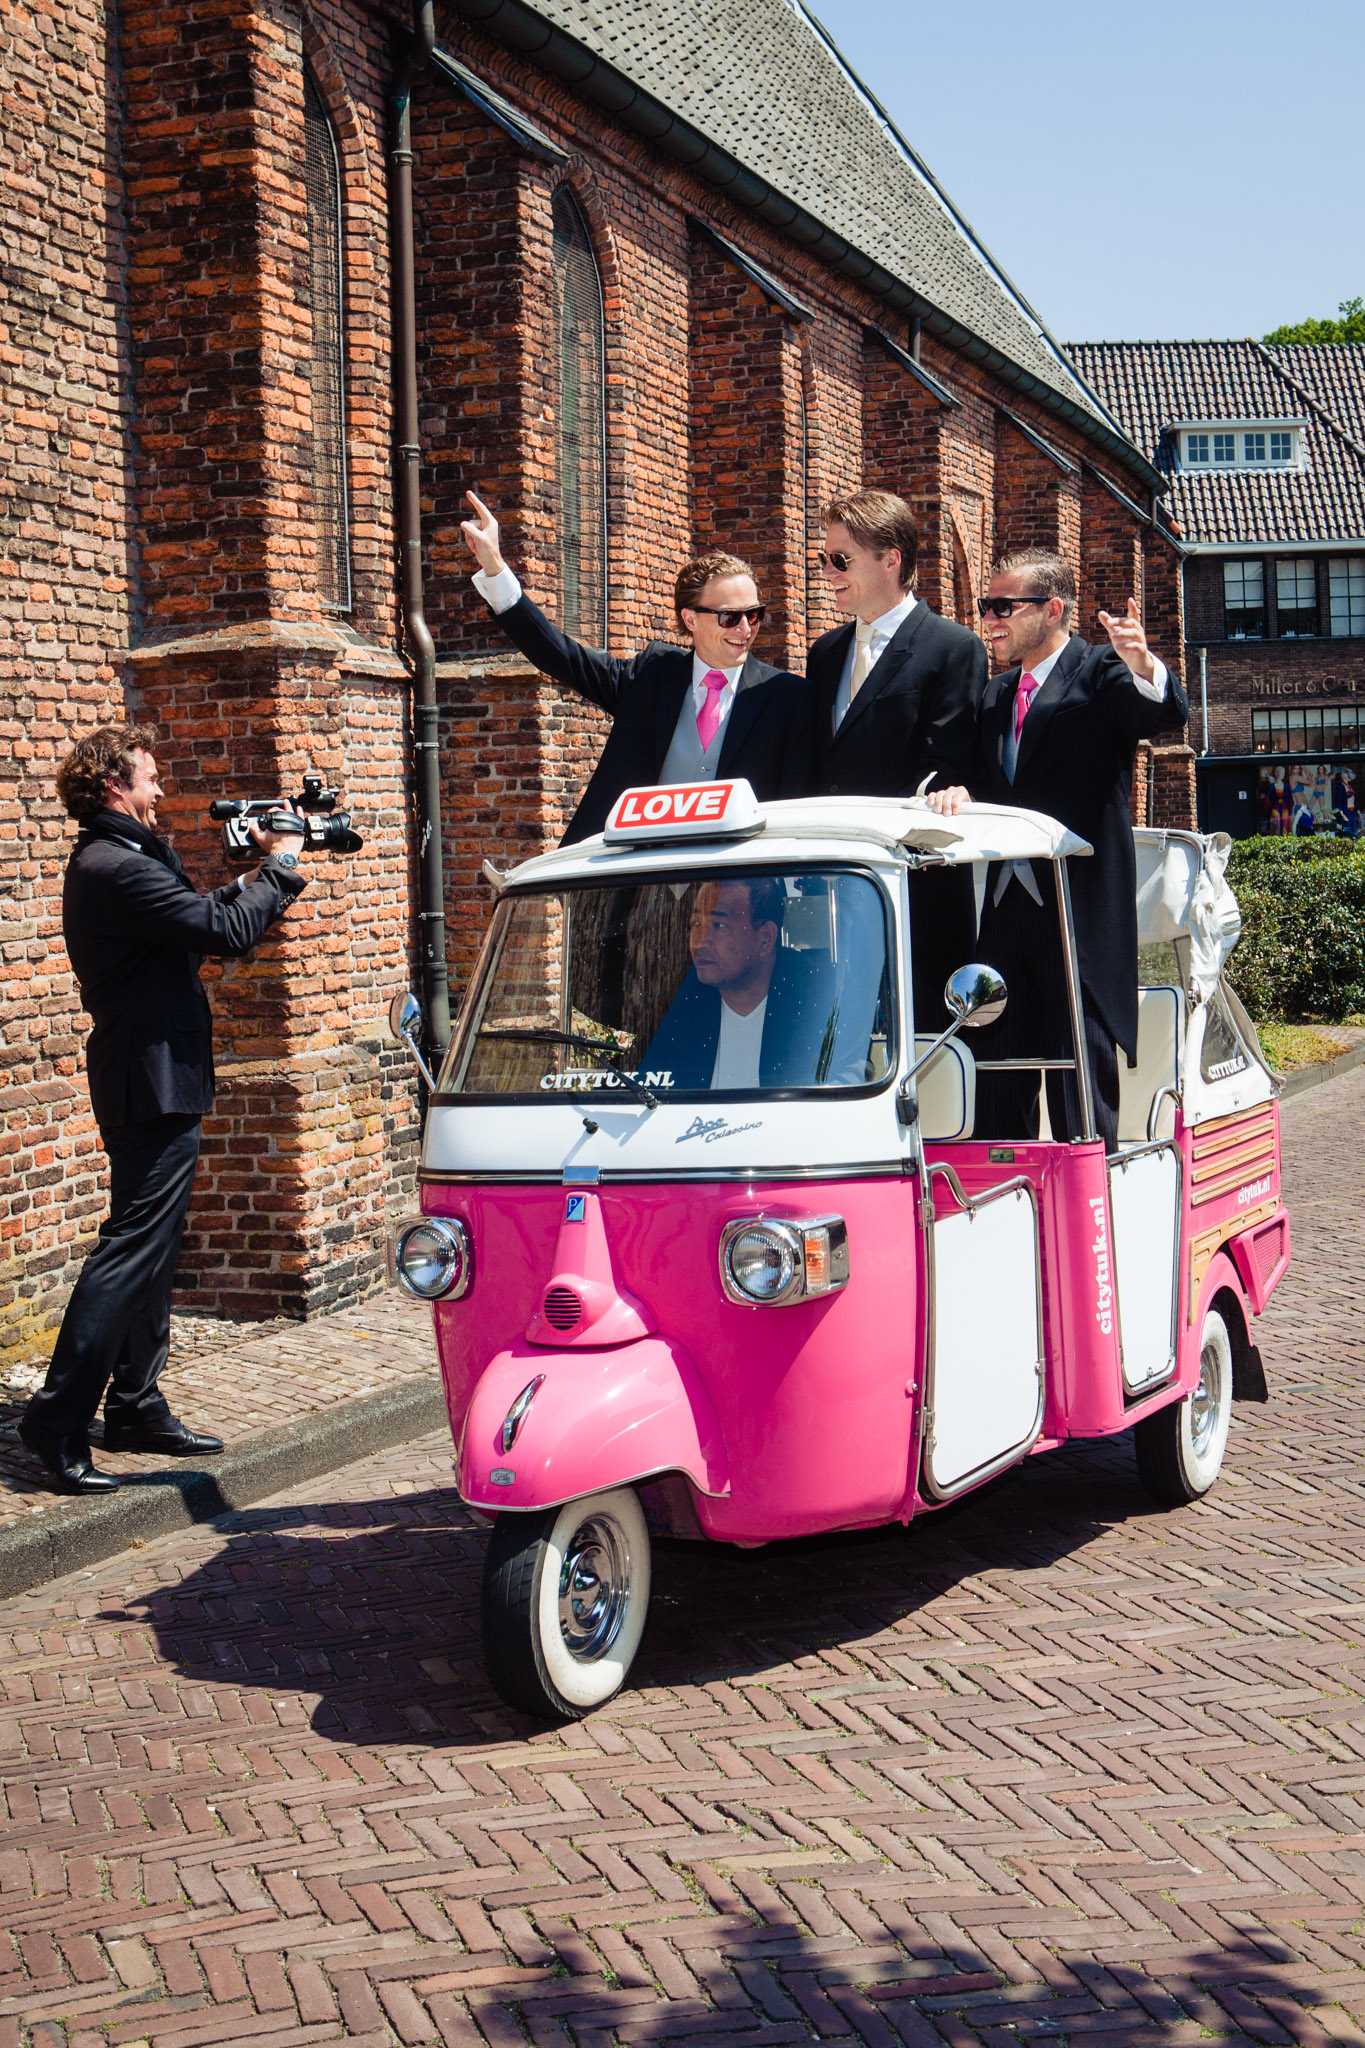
[926,547,1188,1152]
[460,492,811,844]
[811,488,987,1021]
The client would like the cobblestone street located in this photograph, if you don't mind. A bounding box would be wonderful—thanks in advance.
[2,1070,1364,2048]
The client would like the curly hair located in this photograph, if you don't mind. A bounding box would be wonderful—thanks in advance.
[55,724,159,823]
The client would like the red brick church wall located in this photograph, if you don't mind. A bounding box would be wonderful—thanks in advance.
[0,0,1189,1354]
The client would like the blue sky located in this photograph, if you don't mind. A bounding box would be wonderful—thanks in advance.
[817,0,1358,344]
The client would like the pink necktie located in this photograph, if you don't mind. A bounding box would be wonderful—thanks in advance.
[697,669,728,752]
[1013,670,1039,742]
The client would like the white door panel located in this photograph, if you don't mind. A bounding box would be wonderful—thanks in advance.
[925,1186,1043,1497]
[1109,1146,1180,1393]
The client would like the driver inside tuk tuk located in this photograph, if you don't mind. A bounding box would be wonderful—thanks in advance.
[642,878,840,1090]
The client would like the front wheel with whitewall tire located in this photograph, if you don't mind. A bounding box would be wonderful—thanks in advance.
[480,1487,651,1719]
[1134,1305,1234,1504]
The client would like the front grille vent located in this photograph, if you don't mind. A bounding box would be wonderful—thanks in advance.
[542,1285,583,1332]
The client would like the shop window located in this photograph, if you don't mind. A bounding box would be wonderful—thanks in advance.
[1275,557,1317,636]
[1329,557,1365,637]
[304,67,351,612]
[551,189,607,644]
[1257,758,1361,839]
[1223,558,1264,638]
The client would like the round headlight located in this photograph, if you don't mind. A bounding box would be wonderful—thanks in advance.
[396,1218,471,1300]
[723,1222,802,1304]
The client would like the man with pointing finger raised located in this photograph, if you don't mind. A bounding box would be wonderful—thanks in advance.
[927,547,1189,1153]
[460,493,812,845]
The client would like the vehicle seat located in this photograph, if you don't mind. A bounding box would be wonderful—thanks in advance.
[1117,985,1182,1144]
[913,1036,975,1141]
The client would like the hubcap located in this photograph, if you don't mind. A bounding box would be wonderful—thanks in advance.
[1191,1337,1221,1456]
[558,1515,631,1661]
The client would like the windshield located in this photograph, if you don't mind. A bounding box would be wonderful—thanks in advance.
[440,868,896,1100]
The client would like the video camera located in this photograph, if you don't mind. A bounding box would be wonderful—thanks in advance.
[210,774,364,865]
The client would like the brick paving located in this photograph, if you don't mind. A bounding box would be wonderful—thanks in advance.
[0,1294,435,1526]
[1,1070,1363,2048]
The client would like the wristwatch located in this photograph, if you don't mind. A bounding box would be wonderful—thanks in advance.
[272,850,299,871]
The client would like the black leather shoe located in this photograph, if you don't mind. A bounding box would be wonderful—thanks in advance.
[17,1417,121,1495]
[102,1418,225,1457]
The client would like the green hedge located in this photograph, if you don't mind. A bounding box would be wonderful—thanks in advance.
[1226,839,1365,1020]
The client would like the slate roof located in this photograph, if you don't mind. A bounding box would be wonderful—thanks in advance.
[1067,340,1365,548]
[449,0,1137,463]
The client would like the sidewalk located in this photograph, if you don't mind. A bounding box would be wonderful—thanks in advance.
[0,1287,444,1596]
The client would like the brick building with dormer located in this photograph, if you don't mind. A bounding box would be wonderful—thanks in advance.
[1070,340,1365,839]
[1,0,1188,1356]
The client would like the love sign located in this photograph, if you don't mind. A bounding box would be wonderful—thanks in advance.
[603,778,763,844]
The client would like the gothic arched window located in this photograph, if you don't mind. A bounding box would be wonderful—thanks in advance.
[304,66,352,611]
[551,190,606,642]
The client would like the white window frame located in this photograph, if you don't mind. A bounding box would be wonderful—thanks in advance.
[1329,557,1365,638]
[1177,423,1301,472]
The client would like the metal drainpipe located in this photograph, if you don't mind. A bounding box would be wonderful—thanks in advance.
[391,0,451,1060]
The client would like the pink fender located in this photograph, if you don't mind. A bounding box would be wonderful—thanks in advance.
[458,1337,730,1514]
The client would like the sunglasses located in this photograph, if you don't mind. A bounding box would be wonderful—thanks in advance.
[688,604,767,628]
[818,550,854,572]
[976,595,1051,619]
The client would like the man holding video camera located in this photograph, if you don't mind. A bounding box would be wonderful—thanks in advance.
[20,725,309,1495]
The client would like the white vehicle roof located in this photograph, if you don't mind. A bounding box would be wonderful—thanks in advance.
[490,796,1093,893]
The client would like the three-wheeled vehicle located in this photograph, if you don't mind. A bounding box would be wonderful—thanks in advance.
[388,780,1290,1719]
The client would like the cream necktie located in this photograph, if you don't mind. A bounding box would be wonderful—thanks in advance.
[849,619,877,703]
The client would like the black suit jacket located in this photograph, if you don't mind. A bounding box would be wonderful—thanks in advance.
[642,951,837,1091]
[486,594,813,842]
[63,812,308,1129]
[970,636,1190,1057]
[809,602,986,797]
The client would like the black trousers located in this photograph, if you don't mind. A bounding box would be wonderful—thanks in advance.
[26,1114,202,1443]
[970,875,1121,1153]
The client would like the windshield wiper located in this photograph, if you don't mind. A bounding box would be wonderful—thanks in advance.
[477,1028,659,1109]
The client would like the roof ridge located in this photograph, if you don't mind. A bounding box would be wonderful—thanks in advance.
[1253,340,1365,463]
[794,3,1129,443]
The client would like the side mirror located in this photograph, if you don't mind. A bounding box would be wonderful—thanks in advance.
[387,989,436,1092]
[944,963,1008,1030]
[899,964,1008,1120]
[388,989,423,1043]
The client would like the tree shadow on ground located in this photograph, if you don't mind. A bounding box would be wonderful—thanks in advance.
[115,1425,1172,1746]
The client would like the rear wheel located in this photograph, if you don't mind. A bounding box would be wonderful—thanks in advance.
[480,1487,651,1719]
[1135,1306,1233,1504]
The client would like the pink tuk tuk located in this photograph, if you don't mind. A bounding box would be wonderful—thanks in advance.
[388,780,1289,1719]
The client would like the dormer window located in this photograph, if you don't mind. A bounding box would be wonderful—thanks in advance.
[1178,424,1301,470]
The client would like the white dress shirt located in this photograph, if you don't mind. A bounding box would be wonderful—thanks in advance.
[833,588,918,729]
[474,564,747,749]
[711,995,766,1089]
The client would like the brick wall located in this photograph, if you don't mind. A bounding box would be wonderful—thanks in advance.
[1,0,1195,1355]
[0,0,139,1364]
[1194,637,1365,755]
[689,239,807,669]
[994,414,1082,591]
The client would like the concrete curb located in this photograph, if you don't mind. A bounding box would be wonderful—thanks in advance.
[0,1374,447,1602]
[1280,1040,1365,1099]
